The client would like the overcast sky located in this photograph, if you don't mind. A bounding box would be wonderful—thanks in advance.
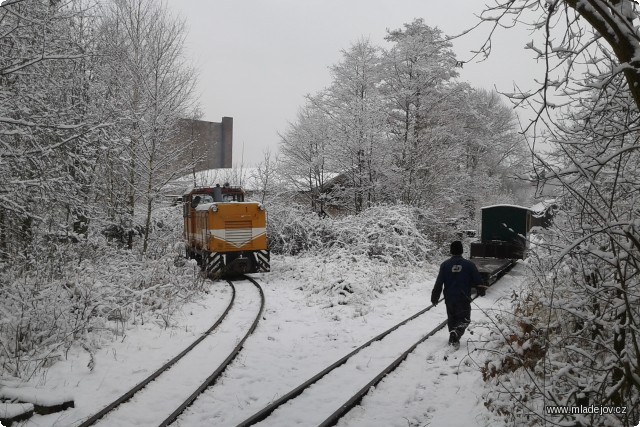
[165,0,540,166]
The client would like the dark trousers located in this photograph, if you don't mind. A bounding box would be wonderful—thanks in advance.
[445,300,471,338]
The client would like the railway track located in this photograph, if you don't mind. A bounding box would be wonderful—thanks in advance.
[75,275,264,427]
[48,260,513,426]
[234,259,518,426]
[230,263,514,427]
[234,292,481,427]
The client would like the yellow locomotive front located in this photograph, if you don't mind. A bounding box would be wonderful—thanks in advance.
[183,185,270,277]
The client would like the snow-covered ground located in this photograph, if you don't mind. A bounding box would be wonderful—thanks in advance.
[5,255,526,427]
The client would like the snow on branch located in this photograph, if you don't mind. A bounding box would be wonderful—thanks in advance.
[0,123,112,159]
[0,53,91,76]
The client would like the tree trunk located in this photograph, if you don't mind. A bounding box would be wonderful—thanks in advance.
[566,0,640,112]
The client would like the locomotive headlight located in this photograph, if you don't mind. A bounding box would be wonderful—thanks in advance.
[210,204,218,212]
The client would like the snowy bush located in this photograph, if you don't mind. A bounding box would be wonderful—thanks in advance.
[267,203,437,265]
[269,251,434,316]
[0,205,204,380]
[265,202,439,313]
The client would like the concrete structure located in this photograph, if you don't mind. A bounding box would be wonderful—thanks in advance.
[174,117,233,172]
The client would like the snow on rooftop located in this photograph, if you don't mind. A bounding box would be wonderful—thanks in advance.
[166,167,342,196]
[529,199,557,214]
[480,204,531,211]
[166,167,262,195]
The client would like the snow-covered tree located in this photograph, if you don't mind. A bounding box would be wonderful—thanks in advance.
[455,86,530,219]
[278,20,527,224]
[316,38,388,213]
[0,0,105,258]
[97,0,197,252]
[278,101,334,212]
[379,19,459,206]
[0,0,203,381]
[252,148,278,205]
[475,2,640,425]
[0,0,111,379]
[476,0,640,121]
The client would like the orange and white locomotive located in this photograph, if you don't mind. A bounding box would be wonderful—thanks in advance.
[183,184,269,277]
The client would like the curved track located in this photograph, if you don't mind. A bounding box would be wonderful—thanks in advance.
[77,275,264,427]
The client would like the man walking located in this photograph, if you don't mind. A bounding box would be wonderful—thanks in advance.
[431,240,484,349]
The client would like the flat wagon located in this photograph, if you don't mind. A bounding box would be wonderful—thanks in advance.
[470,204,531,286]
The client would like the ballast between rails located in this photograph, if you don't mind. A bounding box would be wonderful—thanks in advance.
[317,254,522,427]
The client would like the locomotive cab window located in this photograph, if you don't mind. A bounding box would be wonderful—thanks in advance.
[199,194,214,204]
[223,194,244,202]
[191,194,214,208]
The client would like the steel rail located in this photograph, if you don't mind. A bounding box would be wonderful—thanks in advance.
[318,294,480,427]
[320,260,517,425]
[77,281,237,427]
[238,261,520,427]
[159,275,265,426]
[236,297,444,427]
[320,261,522,426]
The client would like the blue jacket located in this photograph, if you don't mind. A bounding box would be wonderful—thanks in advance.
[431,255,483,304]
